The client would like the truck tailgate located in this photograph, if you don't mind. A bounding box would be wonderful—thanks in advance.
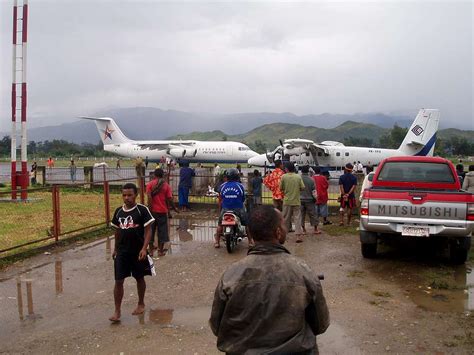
[363,190,473,236]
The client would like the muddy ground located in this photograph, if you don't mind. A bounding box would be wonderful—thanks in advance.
[0,211,473,354]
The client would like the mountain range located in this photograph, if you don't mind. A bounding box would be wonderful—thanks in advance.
[1,107,472,146]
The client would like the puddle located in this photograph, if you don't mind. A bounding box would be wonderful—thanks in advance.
[0,217,221,343]
[171,218,217,243]
[369,261,473,313]
[406,266,473,312]
[148,306,211,328]
[0,238,116,343]
[166,218,217,254]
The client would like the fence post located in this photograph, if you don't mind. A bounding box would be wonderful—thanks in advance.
[104,181,110,225]
[38,166,46,186]
[52,185,61,241]
[84,166,94,189]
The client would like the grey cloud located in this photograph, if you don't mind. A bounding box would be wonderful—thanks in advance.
[0,1,472,130]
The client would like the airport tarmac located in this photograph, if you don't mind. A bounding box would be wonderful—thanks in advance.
[0,214,473,354]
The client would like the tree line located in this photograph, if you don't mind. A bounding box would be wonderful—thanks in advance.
[1,126,473,158]
[0,136,114,158]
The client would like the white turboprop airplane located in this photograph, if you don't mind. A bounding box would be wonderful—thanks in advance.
[81,117,259,164]
[248,109,440,170]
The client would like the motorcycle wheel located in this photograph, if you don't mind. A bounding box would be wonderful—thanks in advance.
[225,233,236,253]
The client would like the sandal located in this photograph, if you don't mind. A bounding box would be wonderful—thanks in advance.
[314,230,322,235]
[214,243,220,248]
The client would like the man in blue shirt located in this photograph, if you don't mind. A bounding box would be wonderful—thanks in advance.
[178,162,195,212]
[339,163,358,226]
[214,168,254,248]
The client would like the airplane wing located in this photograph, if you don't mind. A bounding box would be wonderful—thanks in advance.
[136,143,171,150]
[136,141,197,151]
[309,144,330,156]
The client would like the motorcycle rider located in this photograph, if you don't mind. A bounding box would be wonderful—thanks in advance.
[214,168,255,248]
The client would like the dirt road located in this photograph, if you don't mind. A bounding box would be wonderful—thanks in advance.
[1,214,473,354]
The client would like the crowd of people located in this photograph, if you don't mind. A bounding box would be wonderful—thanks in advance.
[106,158,474,353]
[109,181,329,353]
[261,160,359,243]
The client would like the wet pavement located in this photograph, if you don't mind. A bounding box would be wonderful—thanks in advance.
[1,216,473,354]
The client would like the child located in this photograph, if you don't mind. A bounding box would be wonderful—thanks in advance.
[109,183,155,322]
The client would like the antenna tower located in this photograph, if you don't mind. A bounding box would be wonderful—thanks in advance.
[11,0,28,200]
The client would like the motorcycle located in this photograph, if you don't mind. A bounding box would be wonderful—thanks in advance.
[221,211,247,253]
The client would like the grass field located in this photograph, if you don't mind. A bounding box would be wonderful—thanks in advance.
[0,187,123,256]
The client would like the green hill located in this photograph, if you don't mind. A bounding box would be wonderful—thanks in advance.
[438,128,474,141]
[168,121,389,149]
[167,122,474,154]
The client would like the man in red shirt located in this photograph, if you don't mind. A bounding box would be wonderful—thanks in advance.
[146,168,177,257]
[263,160,285,211]
[312,167,332,226]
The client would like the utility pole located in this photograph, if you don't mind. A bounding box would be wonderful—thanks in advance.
[11,0,29,200]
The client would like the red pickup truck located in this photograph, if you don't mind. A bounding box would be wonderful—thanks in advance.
[359,156,474,264]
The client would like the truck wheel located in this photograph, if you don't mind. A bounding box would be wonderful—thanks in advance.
[449,237,471,264]
[361,242,377,259]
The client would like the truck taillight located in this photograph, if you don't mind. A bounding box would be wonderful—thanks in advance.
[360,199,369,216]
[467,204,474,221]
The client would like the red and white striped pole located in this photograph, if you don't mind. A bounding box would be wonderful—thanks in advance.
[20,0,28,200]
[11,0,18,199]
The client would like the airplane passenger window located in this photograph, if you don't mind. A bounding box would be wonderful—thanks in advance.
[336,152,341,157]
[345,152,349,156]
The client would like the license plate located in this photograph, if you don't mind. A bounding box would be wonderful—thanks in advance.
[402,225,429,237]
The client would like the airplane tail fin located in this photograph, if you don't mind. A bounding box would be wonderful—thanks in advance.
[397,109,440,156]
[79,116,131,145]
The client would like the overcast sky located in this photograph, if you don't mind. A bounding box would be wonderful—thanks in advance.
[0,0,472,129]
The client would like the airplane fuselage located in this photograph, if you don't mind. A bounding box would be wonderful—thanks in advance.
[287,146,403,168]
[248,145,422,170]
[105,140,257,164]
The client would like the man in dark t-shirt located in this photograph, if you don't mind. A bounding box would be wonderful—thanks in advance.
[338,163,358,226]
[109,183,155,322]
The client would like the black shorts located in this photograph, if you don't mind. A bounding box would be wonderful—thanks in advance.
[151,212,169,243]
[340,195,356,209]
[114,252,152,281]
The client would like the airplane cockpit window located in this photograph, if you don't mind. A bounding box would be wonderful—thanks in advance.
[238,146,251,151]
[317,152,322,156]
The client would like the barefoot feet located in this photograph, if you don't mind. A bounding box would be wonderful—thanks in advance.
[132,304,145,315]
[109,311,121,322]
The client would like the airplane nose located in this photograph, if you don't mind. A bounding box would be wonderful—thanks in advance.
[247,150,259,158]
[248,154,267,166]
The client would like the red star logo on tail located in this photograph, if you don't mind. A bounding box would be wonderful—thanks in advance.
[103,125,115,141]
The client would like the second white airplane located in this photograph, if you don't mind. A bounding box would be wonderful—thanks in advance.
[81,117,259,164]
[248,109,440,170]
